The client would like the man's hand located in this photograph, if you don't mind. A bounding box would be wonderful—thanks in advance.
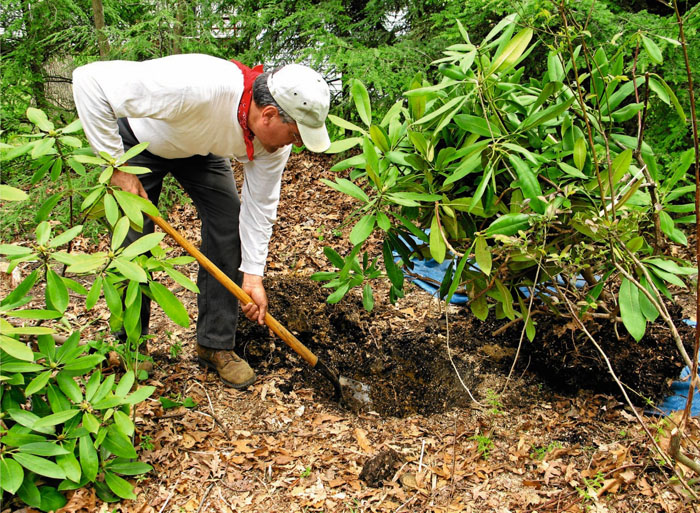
[111,168,148,199]
[241,273,268,325]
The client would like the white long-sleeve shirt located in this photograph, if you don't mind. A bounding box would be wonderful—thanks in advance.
[72,53,291,276]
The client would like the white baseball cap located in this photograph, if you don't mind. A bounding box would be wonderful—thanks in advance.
[267,64,331,152]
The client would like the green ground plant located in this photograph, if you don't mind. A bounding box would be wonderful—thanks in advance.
[0,109,198,509]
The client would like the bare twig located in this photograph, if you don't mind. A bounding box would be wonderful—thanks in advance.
[196,482,216,513]
[445,304,484,407]
[554,281,698,501]
[157,476,181,513]
[671,0,700,433]
[669,427,700,475]
[188,381,232,439]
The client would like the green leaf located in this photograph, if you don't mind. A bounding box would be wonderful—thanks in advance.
[159,397,181,409]
[49,225,83,248]
[484,213,531,236]
[79,435,98,481]
[453,115,501,138]
[111,216,131,251]
[107,461,152,476]
[32,409,80,430]
[641,35,662,65]
[619,278,645,341]
[38,485,68,511]
[349,213,375,246]
[149,281,189,327]
[123,385,156,405]
[363,136,381,187]
[376,211,391,231]
[323,246,345,269]
[508,155,544,214]
[362,284,374,312]
[86,276,102,310]
[326,282,350,304]
[25,370,52,396]
[0,184,29,201]
[113,190,144,229]
[320,178,369,203]
[104,471,137,500]
[62,354,105,372]
[369,125,391,153]
[0,336,35,361]
[520,95,576,130]
[6,309,61,320]
[112,257,148,283]
[429,215,446,264]
[573,138,586,171]
[116,141,150,165]
[56,372,83,403]
[475,236,492,276]
[36,221,51,245]
[101,426,138,459]
[488,28,533,75]
[382,240,403,289]
[113,410,135,437]
[27,108,54,132]
[611,103,644,123]
[18,476,41,508]
[18,442,70,457]
[163,267,199,293]
[82,412,100,434]
[644,257,696,276]
[471,295,488,321]
[31,138,56,159]
[446,252,469,304]
[13,453,66,480]
[327,114,366,134]
[325,137,362,154]
[470,164,494,213]
[638,277,659,322]
[0,457,24,494]
[649,75,686,123]
[351,80,372,127]
[46,269,69,313]
[413,95,466,127]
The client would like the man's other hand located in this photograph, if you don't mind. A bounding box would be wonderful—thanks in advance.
[111,168,148,199]
[241,273,268,325]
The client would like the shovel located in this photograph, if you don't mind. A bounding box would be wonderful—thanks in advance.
[147,214,344,400]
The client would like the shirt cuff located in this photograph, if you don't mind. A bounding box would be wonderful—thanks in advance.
[239,260,265,277]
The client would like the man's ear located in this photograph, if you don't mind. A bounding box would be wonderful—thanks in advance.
[260,105,279,125]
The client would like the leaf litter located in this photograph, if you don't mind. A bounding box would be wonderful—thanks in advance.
[5,152,697,512]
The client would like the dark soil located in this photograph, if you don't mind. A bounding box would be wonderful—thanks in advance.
[234,275,693,417]
[495,305,695,406]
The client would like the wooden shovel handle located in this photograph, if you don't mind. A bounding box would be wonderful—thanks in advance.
[148,214,319,367]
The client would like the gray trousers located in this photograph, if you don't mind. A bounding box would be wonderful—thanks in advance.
[118,118,241,350]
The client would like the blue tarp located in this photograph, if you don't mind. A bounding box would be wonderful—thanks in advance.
[655,365,699,417]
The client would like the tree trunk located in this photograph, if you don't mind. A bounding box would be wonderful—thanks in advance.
[172,0,186,54]
[91,0,109,57]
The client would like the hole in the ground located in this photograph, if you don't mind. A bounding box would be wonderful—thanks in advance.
[236,276,477,417]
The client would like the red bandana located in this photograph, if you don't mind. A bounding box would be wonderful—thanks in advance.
[231,60,264,160]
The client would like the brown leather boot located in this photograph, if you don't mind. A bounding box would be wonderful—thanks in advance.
[196,345,256,389]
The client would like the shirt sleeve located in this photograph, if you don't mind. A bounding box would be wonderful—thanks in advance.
[238,146,292,276]
[72,61,186,159]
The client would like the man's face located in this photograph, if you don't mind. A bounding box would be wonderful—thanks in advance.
[253,106,303,153]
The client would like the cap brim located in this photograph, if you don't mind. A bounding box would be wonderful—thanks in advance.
[298,123,331,153]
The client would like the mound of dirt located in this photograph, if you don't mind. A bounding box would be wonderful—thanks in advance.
[234,276,692,416]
